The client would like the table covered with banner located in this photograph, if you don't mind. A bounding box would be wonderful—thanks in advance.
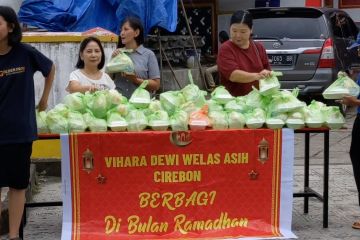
[60,129,296,240]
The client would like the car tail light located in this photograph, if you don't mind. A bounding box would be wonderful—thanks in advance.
[318,38,336,68]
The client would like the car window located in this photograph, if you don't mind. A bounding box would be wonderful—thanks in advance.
[252,17,328,39]
[330,12,358,39]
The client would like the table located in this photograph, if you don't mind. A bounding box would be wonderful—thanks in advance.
[294,128,329,228]
[20,128,329,239]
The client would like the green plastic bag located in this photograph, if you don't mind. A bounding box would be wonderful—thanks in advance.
[160,91,185,115]
[211,86,234,105]
[209,111,229,129]
[126,109,148,131]
[107,109,128,131]
[87,91,110,119]
[181,70,206,107]
[224,96,248,113]
[46,105,69,133]
[228,111,246,129]
[323,71,360,99]
[148,110,170,131]
[106,89,127,107]
[259,71,282,96]
[105,49,134,74]
[324,106,345,129]
[129,80,151,109]
[63,92,86,113]
[68,111,87,132]
[170,110,189,131]
[304,100,326,128]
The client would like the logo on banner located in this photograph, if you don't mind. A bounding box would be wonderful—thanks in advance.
[170,131,192,147]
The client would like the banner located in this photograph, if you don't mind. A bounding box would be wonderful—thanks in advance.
[61,129,295,239]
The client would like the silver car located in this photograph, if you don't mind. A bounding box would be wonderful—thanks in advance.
[249,7,359,104]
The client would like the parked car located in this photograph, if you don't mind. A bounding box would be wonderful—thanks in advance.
[248,7,360,108]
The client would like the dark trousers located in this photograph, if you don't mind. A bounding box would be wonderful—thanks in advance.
[350,114,360,205]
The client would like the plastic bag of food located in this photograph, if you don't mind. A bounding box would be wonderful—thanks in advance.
[259,71,282,96]
[87,91,110,119]
[115,103,134,117]
[286,110,305,129]
[36,110,49,133]
[63,92,86,112]
[323,106,345,129]
[224,96,248,113]
[88,117,108,132]
[68,111,87,132]
[181,70,206,107]
[180,101,200,115]
[207,99,223,112]
[211,86,234,104]
[107,110,128,131]
[189,105,210,130]
[323,71,360,99]
[129,80,151,109]
[160,91,185,115]
[244,87,269,110]
[126,109,148,131]
[105,48,134,74]
[46,105,69,133]
[148,110,170,131]
[209,111,228,130]
[106,89,127,106]
[304,100,326,128]
[170,109,189,131]
[268,89,305,113]
[265,111,287,129]
[228,111,246,129]
[245,108,266,129]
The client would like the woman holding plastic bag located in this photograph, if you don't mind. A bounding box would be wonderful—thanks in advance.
[339,34,360,229]
[66,36,115,93]
[217,10,271,96]
[110,16,160,99]
[0,6,55,240]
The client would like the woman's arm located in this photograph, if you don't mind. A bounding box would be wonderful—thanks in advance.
[38,64,55,111]
[341,95,360,107]
[229,70,263,83]
[124,74,160,91]
[67,80,98,94]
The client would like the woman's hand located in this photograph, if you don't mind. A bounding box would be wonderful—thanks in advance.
[111,48,122,58]
[259,69,272,78]
[88,84,99,93]
[339,95,360,106]
[125,74,143,85]
[37,98,48,112]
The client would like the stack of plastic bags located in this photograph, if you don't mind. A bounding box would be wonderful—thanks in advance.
[37,70,348,133]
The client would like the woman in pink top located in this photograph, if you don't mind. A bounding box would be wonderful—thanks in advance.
[217,10,271,96]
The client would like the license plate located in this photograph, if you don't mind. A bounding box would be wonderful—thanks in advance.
[269,55,294,66]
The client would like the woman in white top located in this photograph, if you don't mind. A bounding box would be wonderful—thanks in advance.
[66,36,115,93]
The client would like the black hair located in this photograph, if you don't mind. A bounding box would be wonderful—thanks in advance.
[117,16,144,48]
[76,36,105,69]
[0,6,22,46]
[230,10,253,29]
[219,30,229,43]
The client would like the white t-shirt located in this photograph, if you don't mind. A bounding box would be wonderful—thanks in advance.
[67,69,115,92]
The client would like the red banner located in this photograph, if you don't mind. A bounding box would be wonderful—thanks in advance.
[62,129,293,239]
